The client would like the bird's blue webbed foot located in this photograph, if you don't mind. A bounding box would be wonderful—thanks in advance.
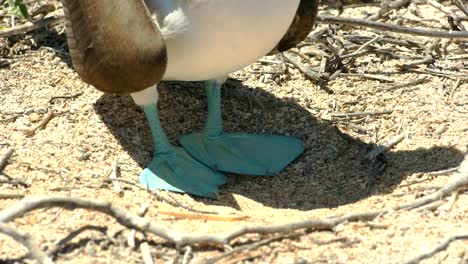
[179,80,304,176]
[180,132,304,176]
[140,104,226,198]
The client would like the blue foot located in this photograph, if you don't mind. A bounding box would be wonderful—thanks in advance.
[135,101,226,199]
[179,132,304,176]
[178,80,304,176]
[140,147,226,198]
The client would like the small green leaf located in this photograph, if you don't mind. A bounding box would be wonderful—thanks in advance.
[6,0,29,19]
[16,4,28,19]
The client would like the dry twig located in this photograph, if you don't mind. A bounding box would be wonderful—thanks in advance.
[0,193,25,199]
[127,203,150,249]
[0,16,62,38]
[399,154,468,210]
[366,134,406,160]
[0,222,53,264]
[158,210,248,222]
[205,233,299,264]
[379,77,430,92]
[317,15,468,39]
[339,73,395,82]
[48,92,83,104]
[140,242,154,264]
[368,0,412,21]
[109,160,123,196]
[404,233,468,264]
[331,110,393,118]
[340,35,382,59]
[282,52,328,84]
[182,246,193,264]
[46,225,107,256]
[426,166,460,176]
[24,111,55,136]
[451,0,468,16]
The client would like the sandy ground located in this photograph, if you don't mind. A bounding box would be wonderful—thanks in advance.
[0,1,467,264]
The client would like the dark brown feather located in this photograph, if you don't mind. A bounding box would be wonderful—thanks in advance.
[270,0,319,54]
[61,0,167,94]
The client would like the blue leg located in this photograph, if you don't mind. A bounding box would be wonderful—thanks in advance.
[179,80,304,176]
[139,104,226,198]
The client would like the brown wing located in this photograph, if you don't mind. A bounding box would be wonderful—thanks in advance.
[62,0,167,94]
[270,0,319,53]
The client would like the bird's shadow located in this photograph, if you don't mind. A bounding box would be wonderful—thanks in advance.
[24,31,464,211]
[93,79,465,211]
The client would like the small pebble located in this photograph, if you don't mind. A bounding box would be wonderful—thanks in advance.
[28,112,41,122]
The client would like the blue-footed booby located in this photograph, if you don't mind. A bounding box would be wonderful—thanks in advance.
[61,0,319,198]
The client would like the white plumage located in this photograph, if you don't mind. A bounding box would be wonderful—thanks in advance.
[145,0,301,81]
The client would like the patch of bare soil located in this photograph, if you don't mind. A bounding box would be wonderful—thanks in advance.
[0,1,467,263]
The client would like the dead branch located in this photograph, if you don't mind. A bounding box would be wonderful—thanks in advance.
[404,233,468,264]
[0,197,372,247]
[0,196,336,247]
[317,15,468,39]
[0,222,53,264]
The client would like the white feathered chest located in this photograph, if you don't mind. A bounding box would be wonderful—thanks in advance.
[145,0,301,81]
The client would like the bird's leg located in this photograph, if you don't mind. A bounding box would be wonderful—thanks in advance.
[143,104,173,156]
[179,80,304,176]
[131,85,225,198]
[204,79,224,137]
